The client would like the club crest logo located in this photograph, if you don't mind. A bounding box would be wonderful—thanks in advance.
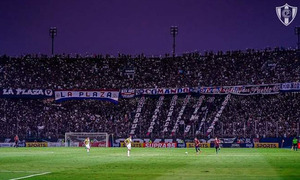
[276,3,297,26]
[44,89,53,96]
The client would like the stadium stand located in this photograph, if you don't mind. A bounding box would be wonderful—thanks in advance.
[0,48,299,141]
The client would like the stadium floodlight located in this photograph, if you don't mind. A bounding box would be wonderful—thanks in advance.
[49,27,57,56]
[170,26,178,57]
[65,132,109,147]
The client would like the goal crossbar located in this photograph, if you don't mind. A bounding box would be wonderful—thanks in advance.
[65,132,109,147]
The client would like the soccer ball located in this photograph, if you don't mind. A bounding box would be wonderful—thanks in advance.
[185,152,188,155]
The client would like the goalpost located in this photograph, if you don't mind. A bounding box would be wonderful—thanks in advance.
[65,132,109,147]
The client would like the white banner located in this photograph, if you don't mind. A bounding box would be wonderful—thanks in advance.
[184,95,205,135]
[55,90,119,103]
[147,96,164,135]
[171,95,191,135]
[48,142,64,147]
[162,95,178,132]
[130,97,146,135]
[0,143,14,147]
[136,87,191,95]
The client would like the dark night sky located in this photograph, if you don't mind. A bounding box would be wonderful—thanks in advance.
[0,0,299,56]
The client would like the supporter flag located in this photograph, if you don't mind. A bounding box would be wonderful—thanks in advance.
[37,125,45,130]
[55,90,119,104]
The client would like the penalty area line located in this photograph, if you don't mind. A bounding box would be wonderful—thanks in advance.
[8,172,51,180]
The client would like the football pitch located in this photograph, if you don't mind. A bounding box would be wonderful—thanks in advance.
[0,147,299,180]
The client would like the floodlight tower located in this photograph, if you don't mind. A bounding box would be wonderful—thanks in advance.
[49,27,57,55]
[295,27,300,50]
[170,26,178,57]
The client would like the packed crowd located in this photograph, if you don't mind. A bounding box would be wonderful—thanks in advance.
[0,93,299,140]
[215,93,300,138]
[0,48,299,140]
[0,48,299,89]
[0,98,137,140]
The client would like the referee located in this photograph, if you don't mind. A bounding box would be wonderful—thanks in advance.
[292,137,298,151]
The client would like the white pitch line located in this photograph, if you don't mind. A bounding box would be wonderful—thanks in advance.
[0,171,43,173]
[205,154,296,157]
[8,172,51,180]
[206,154,261,156]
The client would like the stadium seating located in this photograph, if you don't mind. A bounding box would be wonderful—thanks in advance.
[0,48,299,140]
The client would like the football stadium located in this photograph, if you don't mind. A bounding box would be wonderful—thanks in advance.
[0,1,300,180]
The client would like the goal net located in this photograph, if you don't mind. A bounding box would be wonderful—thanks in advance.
[65,132,109,147]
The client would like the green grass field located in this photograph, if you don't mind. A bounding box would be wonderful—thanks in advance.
[0,147,299,180]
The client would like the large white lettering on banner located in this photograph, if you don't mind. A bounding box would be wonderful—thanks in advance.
[1,88,53,98]
[198,84,280,95]
[130,97,146,135]
[136,87,191,95]
[196,97,215,135]
[147,96,164,135]
[184,96,205,135]
[55,90,119,103]
[206,94,231,135]
[171,95,191,135]
[162,95,178,132]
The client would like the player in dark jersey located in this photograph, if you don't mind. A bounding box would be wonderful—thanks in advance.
[214,137,220,154]
[194,138,201,155]
[14,135,19,148]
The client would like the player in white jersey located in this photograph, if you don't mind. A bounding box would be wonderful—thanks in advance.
[124,136,132,157]
[84,137,90,153]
